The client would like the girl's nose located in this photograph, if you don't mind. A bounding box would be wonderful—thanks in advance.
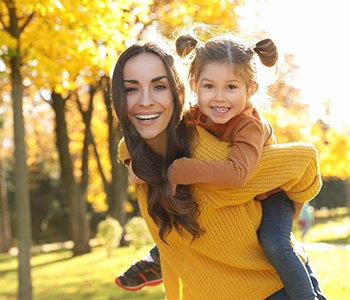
[214,90,226,102]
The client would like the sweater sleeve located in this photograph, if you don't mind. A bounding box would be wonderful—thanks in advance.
[169,117,265,188]
[117,138,130,165]
[191,126,322,206]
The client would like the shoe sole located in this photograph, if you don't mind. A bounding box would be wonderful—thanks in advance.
[115,277,163,291]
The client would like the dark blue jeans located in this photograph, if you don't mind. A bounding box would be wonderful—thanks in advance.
[258,192,326,300]
[265,258,327,299]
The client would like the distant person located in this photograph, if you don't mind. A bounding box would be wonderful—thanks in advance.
[298,202,315,242]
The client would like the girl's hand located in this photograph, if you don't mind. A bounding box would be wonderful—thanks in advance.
[128,161,145,184]
[167,164,177,195]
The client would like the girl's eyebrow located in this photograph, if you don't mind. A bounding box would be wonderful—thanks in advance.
[201,78,241,83]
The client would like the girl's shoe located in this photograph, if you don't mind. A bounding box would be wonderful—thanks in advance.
[115,260,163,291]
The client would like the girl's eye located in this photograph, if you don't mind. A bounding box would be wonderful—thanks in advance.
[204,84,214,89]
[227,84,237,90]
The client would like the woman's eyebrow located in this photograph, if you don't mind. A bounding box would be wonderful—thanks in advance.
[123,79,138,83]
[151,75,168,82]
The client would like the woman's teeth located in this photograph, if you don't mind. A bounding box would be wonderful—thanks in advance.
[136,114,159,121]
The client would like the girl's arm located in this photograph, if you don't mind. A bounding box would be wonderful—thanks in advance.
[168,117,265,188]
[118,131,322,207]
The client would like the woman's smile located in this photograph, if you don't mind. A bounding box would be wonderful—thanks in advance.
[134,112,161,123]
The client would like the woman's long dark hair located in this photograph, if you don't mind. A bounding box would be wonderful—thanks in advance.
[112,42,203,242]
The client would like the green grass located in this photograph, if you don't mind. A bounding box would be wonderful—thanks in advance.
[0,246,165,300]
[1,211,349,300]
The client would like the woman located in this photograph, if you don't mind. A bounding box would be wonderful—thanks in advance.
[112,41,325,299]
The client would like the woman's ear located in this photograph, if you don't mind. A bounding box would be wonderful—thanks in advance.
[247,81,258,99]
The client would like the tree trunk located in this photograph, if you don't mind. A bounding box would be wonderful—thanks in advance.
[345,179,350,243]
[109,123,128,227]
[103,81,128,226]
[11,52,33,300]
[50,92,90,256]
[0,151,12,252]
[6,1,33,298]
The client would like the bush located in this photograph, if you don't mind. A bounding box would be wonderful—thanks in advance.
[125,216,153,249]
[96,215,123,256]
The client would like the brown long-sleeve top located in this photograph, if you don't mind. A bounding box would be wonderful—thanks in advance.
[169,102,276,188]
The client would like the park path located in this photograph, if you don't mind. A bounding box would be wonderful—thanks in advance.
[8,240,350,256]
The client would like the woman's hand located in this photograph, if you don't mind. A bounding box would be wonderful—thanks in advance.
[254,187,283,201]
[292,201,304,222]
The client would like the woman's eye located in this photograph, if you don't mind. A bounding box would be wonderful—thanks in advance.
[204,84,213,89]
[125,87,136,93]
[154,84,166,90]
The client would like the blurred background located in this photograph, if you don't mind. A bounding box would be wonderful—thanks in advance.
[0,0,349,299]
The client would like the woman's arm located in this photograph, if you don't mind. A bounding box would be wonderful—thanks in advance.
[118,128,322,206]
[190,126,322,206]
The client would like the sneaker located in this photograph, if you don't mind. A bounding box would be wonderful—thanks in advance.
[115,260,163,291]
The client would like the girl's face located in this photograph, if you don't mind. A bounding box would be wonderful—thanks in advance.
[123,53,174,146]
[191,61,257,124]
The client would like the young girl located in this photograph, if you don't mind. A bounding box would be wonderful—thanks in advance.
[167,30,316,299]
[113,39,324,299]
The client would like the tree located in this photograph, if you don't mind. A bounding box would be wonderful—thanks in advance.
[50,91,91,255]
[265,53,350,214]
[0,150,11,253]
[150,0,242,37]
[1,0,153,256]
[0,0,33,298]
[0,76,11,253]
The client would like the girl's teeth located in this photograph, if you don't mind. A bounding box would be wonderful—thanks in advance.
[213,107,228,112]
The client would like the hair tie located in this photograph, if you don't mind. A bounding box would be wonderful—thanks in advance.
[249,43,256,53]
[195,41,203,50]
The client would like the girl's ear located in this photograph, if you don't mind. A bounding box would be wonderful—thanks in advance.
[247,81,258,99]
[189,78,197,93]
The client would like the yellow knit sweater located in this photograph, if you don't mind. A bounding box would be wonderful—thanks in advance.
[118,126,322,300]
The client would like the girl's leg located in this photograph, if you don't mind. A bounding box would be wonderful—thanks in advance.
[115,245,162,291]
[305,258,327,300]
[265,259,326,300]
[258,191,316,299]
[149,244,161,264]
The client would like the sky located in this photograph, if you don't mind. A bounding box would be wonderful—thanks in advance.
[237,0,349,132]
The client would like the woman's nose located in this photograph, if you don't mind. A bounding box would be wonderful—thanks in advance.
[139,91,155,106]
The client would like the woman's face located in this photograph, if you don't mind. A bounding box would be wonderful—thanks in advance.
[123,53,174,145]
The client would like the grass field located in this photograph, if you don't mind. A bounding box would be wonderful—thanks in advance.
[0,210,349,300]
